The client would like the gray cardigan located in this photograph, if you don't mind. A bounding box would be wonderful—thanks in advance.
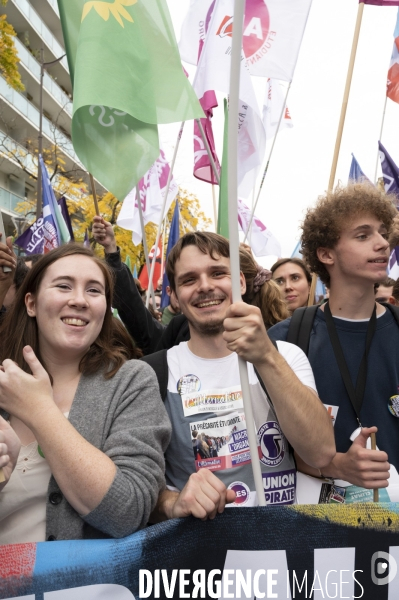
[2,360,171,541]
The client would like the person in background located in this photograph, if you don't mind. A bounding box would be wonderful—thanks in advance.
[240,247,289,329]
[389,278,399,306]
[271,258,312,313]
[374,276,395,303]
[0,244,171,543]
[161,286,181,326]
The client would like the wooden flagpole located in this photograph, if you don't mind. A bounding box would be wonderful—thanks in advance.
[243,83,291,242]
[89,174,100,216]
[228,0,266,506]
[308,3,365,305]
[328,2,365,193]
[373,95,388,184]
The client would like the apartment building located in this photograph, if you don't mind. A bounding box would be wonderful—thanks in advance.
[0,0,95,237]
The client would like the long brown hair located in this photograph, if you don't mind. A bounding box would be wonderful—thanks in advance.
[240,249,289,329]
[0,244,138,378]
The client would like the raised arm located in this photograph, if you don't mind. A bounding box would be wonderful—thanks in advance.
[92,216,164,354]
[223,302,336,469]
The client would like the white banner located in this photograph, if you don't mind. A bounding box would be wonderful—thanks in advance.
[262,78,293,140]
[179,0,312,81]
[238,198,281,257]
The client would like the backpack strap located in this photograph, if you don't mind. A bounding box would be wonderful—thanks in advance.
[287,305,319,356]
[141,349,168,401]
[254,338,278,402]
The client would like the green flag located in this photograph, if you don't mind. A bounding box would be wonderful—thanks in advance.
[217,99,229,238]
[57,0,203,201]
[125,254,132,272]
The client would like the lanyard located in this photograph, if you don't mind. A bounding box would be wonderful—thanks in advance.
[324,302,377,426]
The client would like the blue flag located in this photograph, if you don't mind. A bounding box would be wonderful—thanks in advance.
[379,141,399,208]
[40,155,71,246]
[161,201,180,309]
[348,154,372,184]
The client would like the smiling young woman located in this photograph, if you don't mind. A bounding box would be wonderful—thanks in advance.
[0,244,171,543]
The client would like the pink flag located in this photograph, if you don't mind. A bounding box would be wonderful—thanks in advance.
[362,1,399,5]
[237,198,281,257]
[193,91,221,184]
[117,150,178,245]
[387,10,399,102]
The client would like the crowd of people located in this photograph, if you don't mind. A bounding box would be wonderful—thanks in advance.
[0,182,399,542]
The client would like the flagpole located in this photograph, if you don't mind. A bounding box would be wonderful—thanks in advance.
[137,190,157,309]
[374,95,388,184]
[228,0,266,507]
[328,2,365,192]
[243,83,291,243]
[212,184,218,231]
[89,174,100,216]
[145,124,184,308]
[196,118,221,185]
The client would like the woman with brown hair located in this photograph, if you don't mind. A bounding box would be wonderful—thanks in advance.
[270,257,312,313]
[0,244,171,543]
[240,248,289,329]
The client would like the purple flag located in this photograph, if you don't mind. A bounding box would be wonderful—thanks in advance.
[379,141,399,208]
[58,197,75,242]
[362,0,399,5]
[15,198,74,255]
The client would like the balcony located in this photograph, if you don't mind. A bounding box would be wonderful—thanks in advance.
[0,185,25,214]
[6,0,71,95]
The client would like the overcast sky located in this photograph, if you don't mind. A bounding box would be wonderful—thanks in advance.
[161,0,399,266]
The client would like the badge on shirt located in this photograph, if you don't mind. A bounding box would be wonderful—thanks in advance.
[177,374,201,395]
[388,395,399,418]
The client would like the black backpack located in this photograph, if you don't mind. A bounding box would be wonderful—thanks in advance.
[287,303,399,355]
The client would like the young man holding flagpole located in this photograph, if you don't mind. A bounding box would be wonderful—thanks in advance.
[145,232,335,520]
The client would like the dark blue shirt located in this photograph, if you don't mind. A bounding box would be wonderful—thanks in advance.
[268,308,399,470]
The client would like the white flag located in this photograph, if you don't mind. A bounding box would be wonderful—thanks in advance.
[194,0,266,198]
[117,151,178,245]
[179,0,312,81]
[262,78,293,140]
[238,198,281,257]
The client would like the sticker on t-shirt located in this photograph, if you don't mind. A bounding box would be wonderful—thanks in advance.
[190,412,258,472]
[263,469,296,505]
[228,481,251,506]
[258,421,285,468]
[182,385,243,417]
[324,404,339,426]
[177,374,201,395]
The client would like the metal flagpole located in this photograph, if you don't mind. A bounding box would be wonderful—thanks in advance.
[374,95,388,184]
[243,83,291,243]
[137,190,156,309]
[228,0,266,507]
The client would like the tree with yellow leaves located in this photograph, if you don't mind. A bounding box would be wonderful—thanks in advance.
[0,1,25,92]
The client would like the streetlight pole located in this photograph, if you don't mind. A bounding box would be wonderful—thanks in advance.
[36,47,66,219]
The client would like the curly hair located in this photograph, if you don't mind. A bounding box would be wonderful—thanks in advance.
[240,249,289,329]
[301,183,397,285]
